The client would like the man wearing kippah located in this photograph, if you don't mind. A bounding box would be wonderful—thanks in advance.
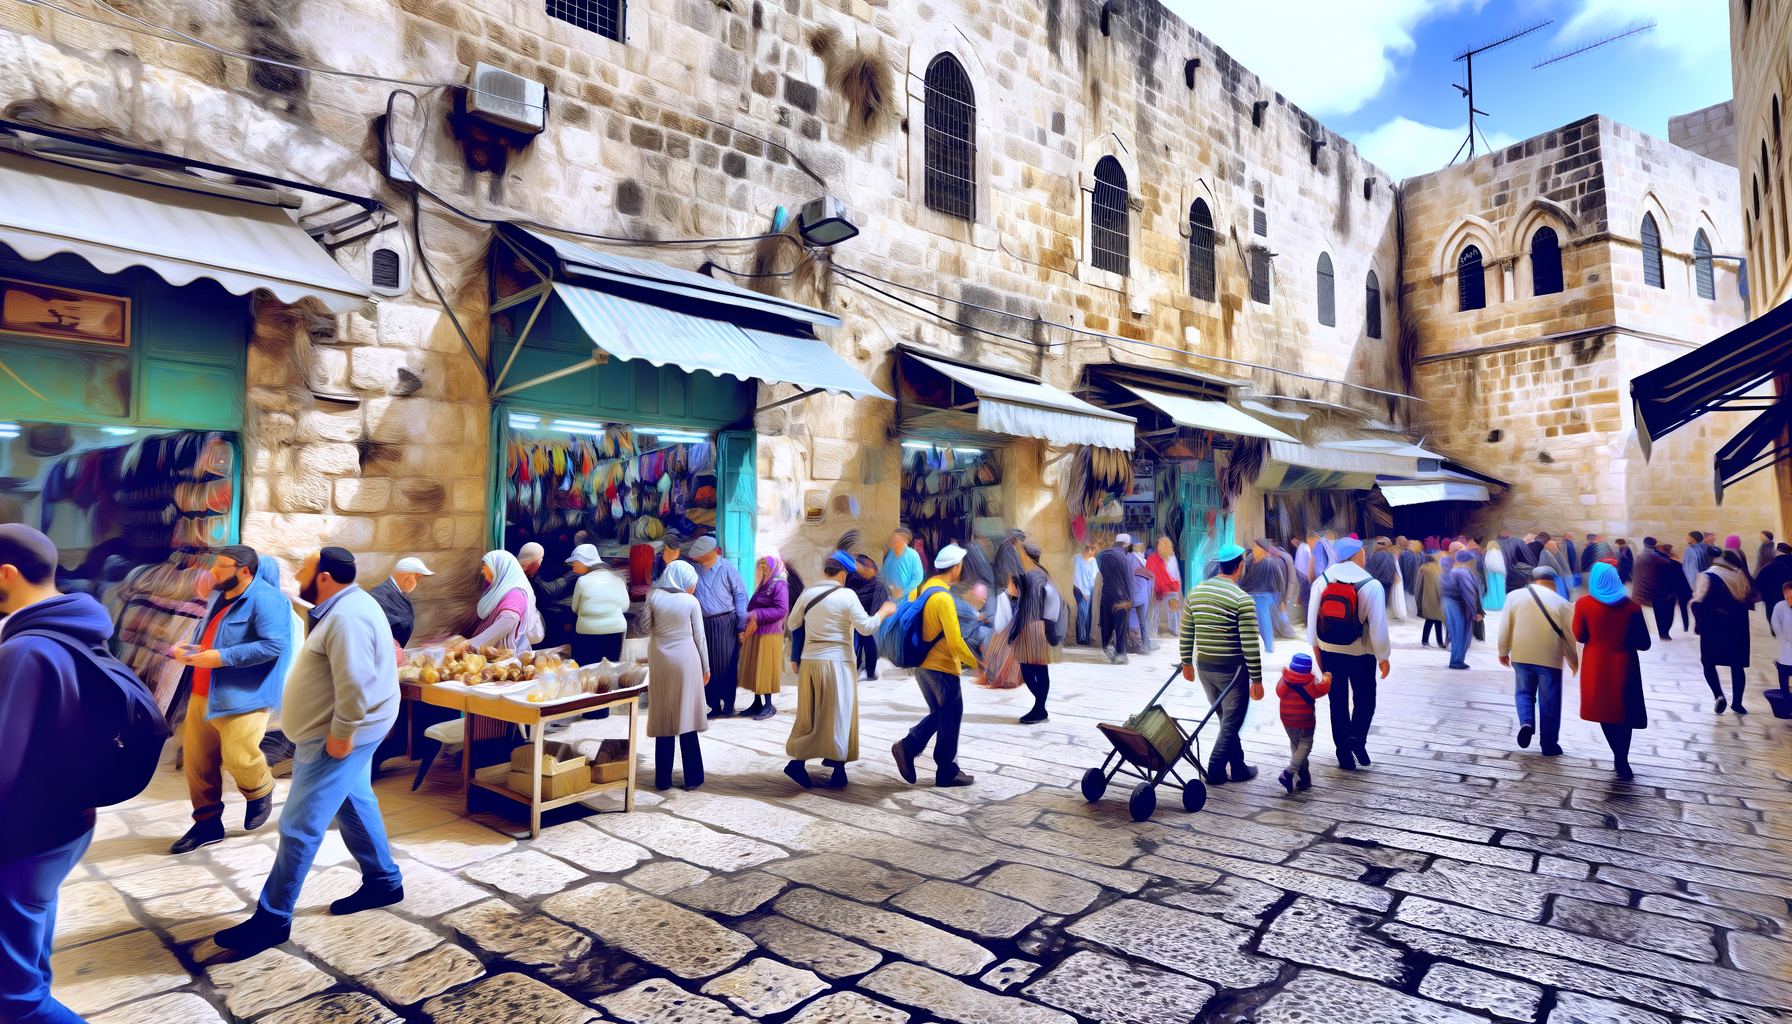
[891,544,978,788]
[1180,543,1263,785]
[217,546,403,954]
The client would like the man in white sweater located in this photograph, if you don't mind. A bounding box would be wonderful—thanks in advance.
[216,547,402,954]
[1497,564,1579,756]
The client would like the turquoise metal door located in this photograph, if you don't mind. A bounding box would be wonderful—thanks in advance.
[718,430,757,580]
[1177,461,1226,582]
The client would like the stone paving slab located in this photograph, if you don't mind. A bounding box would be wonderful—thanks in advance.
[1022,949,1215,1024]
[544,882,757,979]
[49,927,190,1016]
[1258,897,1407,984]
[1416,963,1543,1021]
[599,978,751,1024]
[87,992,226,1024]
[363,942,486,1005]
[1065,899,1282,988]
[974,865,1100,914]
[261,992,404,1024]
[736,916,884,979]
[860,963,1074,1024]
[204,948,335,1017]
[775,888,994,976]
[464,849,589,898]
[889,880,1040,938]
[1255,971,1489,1023]
[785,991,911,1024]
[701,957,829,1016]
[666,872,788,916]
[763,854,925,902]
[443,899,593,966]
[53,882,141,951]
[422,972,600,1024]
[289,909,439,975]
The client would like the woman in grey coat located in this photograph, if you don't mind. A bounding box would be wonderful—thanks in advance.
[641,560,710,790]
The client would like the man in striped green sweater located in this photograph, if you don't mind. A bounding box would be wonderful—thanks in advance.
[1179,543,1264,784]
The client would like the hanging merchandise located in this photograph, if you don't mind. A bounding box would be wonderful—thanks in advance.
[896,442,1002,557]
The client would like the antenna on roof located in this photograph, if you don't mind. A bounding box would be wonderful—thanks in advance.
[1449,20,1553,166]
[1532,21,1656,69]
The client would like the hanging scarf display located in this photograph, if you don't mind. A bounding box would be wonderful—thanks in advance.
[505,425,719,552]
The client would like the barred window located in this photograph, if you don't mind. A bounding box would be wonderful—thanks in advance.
[1458,245,1485,311]
[1641,213,1664,289]
[1315,252,1335,326]
[1188,199,1215,301]
[1694,229,1715,300]
[1365,270,1382,339]
[1091,156,1129,276]
[1531,226,1564,296]
[923,55,976,221]
[547,0,623,41]
[1253,193,1267,236]
[1250,248,1271,305]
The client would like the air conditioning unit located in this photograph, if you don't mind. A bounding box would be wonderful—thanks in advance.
[467,63,547,134]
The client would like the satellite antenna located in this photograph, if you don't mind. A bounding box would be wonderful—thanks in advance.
[1450,21,1553,166]
[1533,21,1657,69]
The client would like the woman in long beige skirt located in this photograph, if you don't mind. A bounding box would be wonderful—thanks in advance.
[738,555,791,720]
[783,551,894,788]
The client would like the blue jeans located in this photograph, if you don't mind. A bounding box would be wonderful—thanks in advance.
[1248,593,1276,653]
[0,829,92,1024]
[260,737,401,920]
[1444,601,1472,667]
[1074,590,1092,645]
[902,669,964,783]
[1512,663,1562,750]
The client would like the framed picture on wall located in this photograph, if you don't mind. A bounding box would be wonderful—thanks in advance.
[0,277,131,348]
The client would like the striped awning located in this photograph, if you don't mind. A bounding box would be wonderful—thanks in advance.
[1378,481,1492,506]
[1124,386,1299,442]
[910,354,1135,450]
[554,283,886,400]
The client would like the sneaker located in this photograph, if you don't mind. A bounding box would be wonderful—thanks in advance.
[1296,768,1312,791]
[214,908,291,953]
[752,704,777,721]
[1103,645,1116,663]
[1114,653,1130,665]
[1277,769,1294,794]
[1353,745,1372,767]
[936,773,976,788]
[784,761,814,788]
[1517,724,1534,749]
[1540,744,1564,756]
[1230,765,1258,784]
[891,741,917,785]
[171,819,225,855]
[331,882,404,916]
[1337,752,1357,771]
[243,795,272,833]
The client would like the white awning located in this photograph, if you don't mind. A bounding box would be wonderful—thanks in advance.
[911,354,1134,450]
[1267,441,1418,477]
[554,283,887,400]
[1379,481,1492,506]
[1317,437,1446,461]
[0,150,370,312]
[1125,386,1299,442]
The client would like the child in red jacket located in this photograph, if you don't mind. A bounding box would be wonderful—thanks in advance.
[1276,652,1331,794]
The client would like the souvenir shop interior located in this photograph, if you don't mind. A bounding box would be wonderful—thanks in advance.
[896,441,1004,558]
[0,421,239,710]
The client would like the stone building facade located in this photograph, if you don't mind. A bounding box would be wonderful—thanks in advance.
[0,0,1776,636]
[1669,100,1738,168]
[1402,114,1780,541]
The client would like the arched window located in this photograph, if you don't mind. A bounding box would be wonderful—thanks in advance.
[1091,156,1129,276]
[1530,227,1564,296]
[1315,252,1335,326]
[1457,245,1485,311]
[1694,229,1715,300]
[1188,199,1215,301]
[1641,213,1664,289]
[1365,270,1382,339]
[923,55,976,221]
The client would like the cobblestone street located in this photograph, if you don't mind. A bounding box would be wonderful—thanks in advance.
[54,607,1792,1024]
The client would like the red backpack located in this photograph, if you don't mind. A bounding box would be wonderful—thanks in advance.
[1315,576,1367,645]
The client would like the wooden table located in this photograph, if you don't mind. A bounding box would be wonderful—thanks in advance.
[419,684,640,839]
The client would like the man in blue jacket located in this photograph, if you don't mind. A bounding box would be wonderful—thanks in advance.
[170,545,292,854]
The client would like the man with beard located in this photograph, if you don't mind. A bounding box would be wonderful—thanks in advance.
[1096,534,1137,663]
[216,547,402,955]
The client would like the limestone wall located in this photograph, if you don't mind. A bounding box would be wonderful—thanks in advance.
[1669,100,1737,168]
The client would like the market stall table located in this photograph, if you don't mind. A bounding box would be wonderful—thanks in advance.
[419,683,642,839]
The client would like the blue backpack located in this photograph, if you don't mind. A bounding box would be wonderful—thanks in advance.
[876,584,950,668]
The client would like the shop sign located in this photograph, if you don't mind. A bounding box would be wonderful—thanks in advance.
[1,277,130,348]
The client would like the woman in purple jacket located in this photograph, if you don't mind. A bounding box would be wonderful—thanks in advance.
[738,555,790,720]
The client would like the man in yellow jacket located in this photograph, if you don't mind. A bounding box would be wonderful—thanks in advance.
[891,544,978,788]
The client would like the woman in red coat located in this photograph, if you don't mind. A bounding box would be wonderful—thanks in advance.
[1573,561,1652,780]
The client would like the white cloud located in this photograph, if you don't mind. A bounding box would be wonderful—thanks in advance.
[1349,116,1520,180]
[1555,0,1730,70]
[1159,0,1479,117]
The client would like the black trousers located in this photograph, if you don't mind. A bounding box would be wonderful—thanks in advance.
[702,613,741,711]
[1099,601,1129,651]
[901,668,964,783]
[654,733,704,790]
[1319,651,1378,758]
[854,632,879,679]
[1600,723,1632,768]
[1020,663,1050,716]
[1704,662,1746,703]
[1421,619,1444,646]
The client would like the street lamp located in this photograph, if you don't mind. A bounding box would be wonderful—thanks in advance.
[797,196,859,246]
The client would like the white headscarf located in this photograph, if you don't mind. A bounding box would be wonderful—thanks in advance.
[479,549,536,622]
[659,560,699,592]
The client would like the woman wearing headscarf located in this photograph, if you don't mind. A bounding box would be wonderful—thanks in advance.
[468,550,540,651]
[1416,551,1447,649]
[1692,548,1759,714]
[739,555,791,721]
[784,551,894,788]
[641,561,709,790]
[1009,566,1061,724]
[1482,537,1507,611]
[1574,562,1651,780]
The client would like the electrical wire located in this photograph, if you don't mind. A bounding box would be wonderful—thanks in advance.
[833,268,1056,351]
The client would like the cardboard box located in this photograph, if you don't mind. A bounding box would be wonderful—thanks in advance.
[507,765,591,800]
[509,740,587,776]
[592,738,631,784]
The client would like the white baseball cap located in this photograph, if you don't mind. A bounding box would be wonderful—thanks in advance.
[395,557,434,575]
[566,544,602,567]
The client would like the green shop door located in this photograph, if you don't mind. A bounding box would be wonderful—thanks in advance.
[718,430,756,581]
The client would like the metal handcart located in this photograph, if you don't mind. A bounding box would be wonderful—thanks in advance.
[1080,666,1246,821]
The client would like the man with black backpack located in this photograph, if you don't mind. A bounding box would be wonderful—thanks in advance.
[0,524,169,1024]
[1306,537,1390,771]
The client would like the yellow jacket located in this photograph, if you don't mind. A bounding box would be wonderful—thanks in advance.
[919,576,976,674]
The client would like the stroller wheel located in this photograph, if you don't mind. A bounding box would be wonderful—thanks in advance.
[1080,767,1108,803]
[1128,783,1157,822]
[1182,779,1207,813]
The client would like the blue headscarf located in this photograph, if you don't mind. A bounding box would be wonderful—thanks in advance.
[1588,561,1628,606]
[828,550,859,575]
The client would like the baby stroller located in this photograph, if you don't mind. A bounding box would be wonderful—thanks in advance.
[1080,666,1244,821]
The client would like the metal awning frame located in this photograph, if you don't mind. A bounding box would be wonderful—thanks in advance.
[489,230,562,398]
[1713,393,1792,505]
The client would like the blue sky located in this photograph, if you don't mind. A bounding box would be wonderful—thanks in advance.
[1161,0,1734,179]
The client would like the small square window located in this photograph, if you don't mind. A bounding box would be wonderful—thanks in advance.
[548,0,624,41]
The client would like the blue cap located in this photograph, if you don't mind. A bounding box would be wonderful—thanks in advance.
[1333,537,1364,561]
[1289,652,1313,674]
[1215,543,1246,562]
